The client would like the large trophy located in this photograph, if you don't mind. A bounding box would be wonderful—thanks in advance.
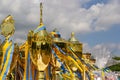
[18,3,52,80]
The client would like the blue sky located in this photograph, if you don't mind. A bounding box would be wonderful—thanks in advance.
[76,0,117,44]
[82,0,109,9]
[0,0,120,59]
[78,24,120,46]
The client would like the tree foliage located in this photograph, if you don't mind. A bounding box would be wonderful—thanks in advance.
[112,56,120,60]
[108,63,120,71]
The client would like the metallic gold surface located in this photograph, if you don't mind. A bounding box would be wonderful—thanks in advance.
[40,3,43,26]
[68,32,82,57]
[0,15,15,38]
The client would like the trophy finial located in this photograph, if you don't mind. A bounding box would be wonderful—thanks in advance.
[40,2,43,25]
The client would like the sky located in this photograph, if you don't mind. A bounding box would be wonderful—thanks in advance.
[0,0,120,67]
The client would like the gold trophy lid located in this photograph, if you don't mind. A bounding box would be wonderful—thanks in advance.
[68,32,79,43]
[51,29,67,43]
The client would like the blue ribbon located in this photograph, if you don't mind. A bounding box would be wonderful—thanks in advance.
[1,44,11,72]
[86,71,91,80]
[48,64,52,78]
[75,71,82,79]
[26,53,32,80]
[69,47,92,68]
[54,44,66,55]
[1,37,13,69]
[2,43,14,80]
[34,26,46,33]
[52,47,67,74]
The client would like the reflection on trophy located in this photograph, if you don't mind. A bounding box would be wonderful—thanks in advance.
[27,3,52,80]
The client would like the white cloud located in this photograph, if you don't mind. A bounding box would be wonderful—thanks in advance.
[94,1,120,31]
[14,38,26,44]
[33,0,44,4]
[0,0,120,42]
[0,0,119,31]
[83,43,92,52]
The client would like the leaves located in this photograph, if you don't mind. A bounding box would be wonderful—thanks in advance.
[108,63,120,71]
[113,56,120,61]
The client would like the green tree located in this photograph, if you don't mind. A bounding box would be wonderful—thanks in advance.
[113,56,120,60]
[108,63,120,71]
